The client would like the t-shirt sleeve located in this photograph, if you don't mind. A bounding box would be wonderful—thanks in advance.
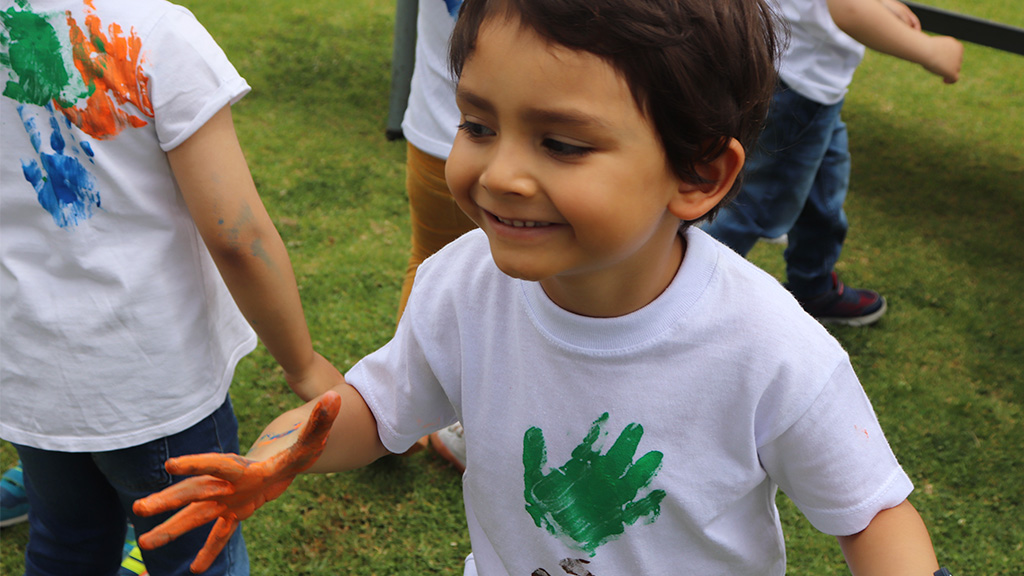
[144,6,251,150]
[758,360,914,536]
[345,315,460,454]
[344,242,466,453]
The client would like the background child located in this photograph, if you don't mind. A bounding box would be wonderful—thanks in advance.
[0,0,341,574]
[703,0,963,326]
[134,0,941,574]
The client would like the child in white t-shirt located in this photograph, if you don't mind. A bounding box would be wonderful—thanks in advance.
[133,0,943,573]
[0,0,340,574]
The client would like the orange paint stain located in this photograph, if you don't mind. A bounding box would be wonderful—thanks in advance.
[59,0,153,139]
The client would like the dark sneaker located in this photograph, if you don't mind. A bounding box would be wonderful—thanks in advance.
[0,462,29,528]
[793,271,887,327]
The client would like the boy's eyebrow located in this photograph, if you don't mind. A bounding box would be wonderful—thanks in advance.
[455,87,493,113]
[456,87,611,129]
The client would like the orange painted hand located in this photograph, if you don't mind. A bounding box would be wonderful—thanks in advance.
[133,391,341,573]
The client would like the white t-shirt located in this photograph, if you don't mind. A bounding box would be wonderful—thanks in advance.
[400,0,462,160]
[775,0,866,105]
[1,0,256,451]
[347,228,913,575]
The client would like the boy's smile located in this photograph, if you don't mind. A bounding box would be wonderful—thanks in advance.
[446,16,692,318]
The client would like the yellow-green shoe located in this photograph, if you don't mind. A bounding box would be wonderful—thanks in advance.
[119,542,148,575]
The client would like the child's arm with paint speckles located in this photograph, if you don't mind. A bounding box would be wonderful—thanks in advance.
[167,105,341,401]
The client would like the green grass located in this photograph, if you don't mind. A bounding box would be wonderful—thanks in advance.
[2,0,1021,574]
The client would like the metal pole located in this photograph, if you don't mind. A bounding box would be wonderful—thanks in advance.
[386,0,418,140]
[905,2,1024,56]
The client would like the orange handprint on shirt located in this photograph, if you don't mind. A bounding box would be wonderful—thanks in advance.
[59,0,153,139]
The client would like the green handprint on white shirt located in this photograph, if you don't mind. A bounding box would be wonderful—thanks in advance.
[523,412,667,556]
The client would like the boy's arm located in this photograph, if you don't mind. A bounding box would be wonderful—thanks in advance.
[838,499,940,575]
[167,105,341,401]
[826,0,963,83]
[134,385,388,573]
[246,382,390,472]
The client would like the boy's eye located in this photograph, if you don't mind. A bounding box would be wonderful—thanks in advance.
[542,138,591,158]
[457,121,494,139]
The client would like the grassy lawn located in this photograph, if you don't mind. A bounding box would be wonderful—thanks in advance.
[2,0,1021,574]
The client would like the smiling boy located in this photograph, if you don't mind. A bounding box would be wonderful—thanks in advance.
[133,0,942,574]
[446,20,719,317]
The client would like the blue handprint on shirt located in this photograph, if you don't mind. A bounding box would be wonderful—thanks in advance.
[17,103,100,228]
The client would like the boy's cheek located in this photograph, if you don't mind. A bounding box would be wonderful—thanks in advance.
[444,153,475,203]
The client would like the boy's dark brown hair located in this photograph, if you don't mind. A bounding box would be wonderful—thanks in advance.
[450,0,782,221]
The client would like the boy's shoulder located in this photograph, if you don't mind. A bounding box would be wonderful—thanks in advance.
[418,228,490,271]
[407,228,494,294]
[690,227,837,338]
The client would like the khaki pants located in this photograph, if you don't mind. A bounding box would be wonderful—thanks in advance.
[398,142,477,319]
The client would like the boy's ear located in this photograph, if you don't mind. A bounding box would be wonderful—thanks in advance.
[668,138,745,222]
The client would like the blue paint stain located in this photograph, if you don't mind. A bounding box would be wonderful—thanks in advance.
[48,112,65,152]
[63,114,95,158]
[17,104,101,228]
[442,0,462,18]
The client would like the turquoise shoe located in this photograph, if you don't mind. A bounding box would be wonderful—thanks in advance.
[0,462,29,528]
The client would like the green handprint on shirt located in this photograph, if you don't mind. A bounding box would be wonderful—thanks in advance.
[523,413,666,556]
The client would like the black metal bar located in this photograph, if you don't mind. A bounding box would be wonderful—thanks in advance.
[386,0,418,141]
[904,1,1024,56]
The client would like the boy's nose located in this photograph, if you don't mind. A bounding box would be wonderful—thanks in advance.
[479,143,537,198]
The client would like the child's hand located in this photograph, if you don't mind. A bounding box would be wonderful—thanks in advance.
[133,391,341,573]
[285,351,345,401]
[922,35,964,84]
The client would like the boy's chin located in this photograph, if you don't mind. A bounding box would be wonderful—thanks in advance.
[488,253,553,283]
[494,261,549,282]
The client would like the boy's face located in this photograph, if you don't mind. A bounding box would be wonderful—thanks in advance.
[447,17,689,316]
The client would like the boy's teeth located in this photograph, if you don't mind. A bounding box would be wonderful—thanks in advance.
[498,216,550,228]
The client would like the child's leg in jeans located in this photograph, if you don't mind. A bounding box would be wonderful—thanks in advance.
[99,397,250,576]
[15,446,126,576]
[703,82,839,257]
[782,116,851,298]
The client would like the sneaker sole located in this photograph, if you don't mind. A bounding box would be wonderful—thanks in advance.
[0,512,28,528]
[817,298,887,327]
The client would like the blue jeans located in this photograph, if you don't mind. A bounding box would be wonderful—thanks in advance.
[704,82,851,298]
[14,397,249,576]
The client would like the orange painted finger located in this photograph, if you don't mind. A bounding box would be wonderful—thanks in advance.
[164,453,250,481]
[133,477,234,517]
[281,392,341,466]
[188,516,238,574]
[137,501,226,550]
[303,391,342,441]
